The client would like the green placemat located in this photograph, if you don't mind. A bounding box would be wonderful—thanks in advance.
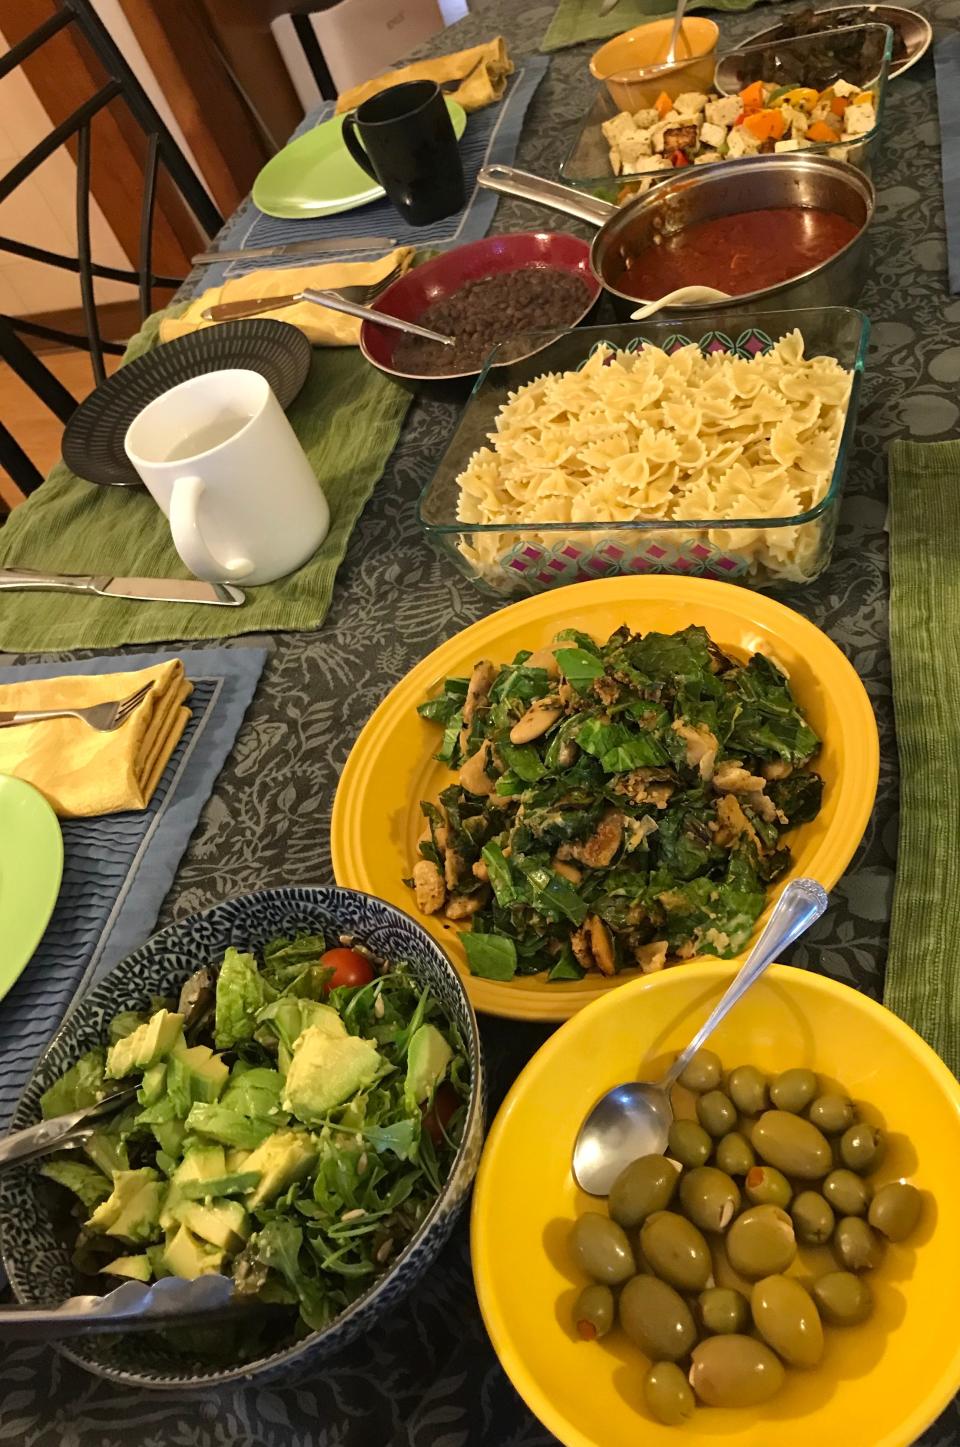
[0,309,413,652]
[885,440,960,1076]
[541,0,770,53]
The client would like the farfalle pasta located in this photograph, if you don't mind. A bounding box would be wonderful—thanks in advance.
[455,332,852,584]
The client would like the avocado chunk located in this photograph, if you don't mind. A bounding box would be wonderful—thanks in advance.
[185,1103,275,1150]
[179,1171,261,1201]
[243,1129,316,1208]
[153,1120,187,1160]
[175,1199,249,1253]
[283,1026,382,1124]
[163,1224,225,1279]
[160,1145,228,1230]
[166,1043,229,1117]
[40,1046,108,1118]
[214,948,269,1049]
[146,1243,172,1279]
[101,1254,152,1283]
[257,998,345,1069]
[86,1168,163,1244]
[106,1009,184,1079]
[404,1024,454,1110]
[138,1062,167,1107]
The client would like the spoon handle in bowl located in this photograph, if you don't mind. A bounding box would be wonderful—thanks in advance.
[662,878,829,1090]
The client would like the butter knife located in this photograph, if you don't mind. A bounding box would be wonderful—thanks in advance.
[0,568,245,605]
[191,235,397,265]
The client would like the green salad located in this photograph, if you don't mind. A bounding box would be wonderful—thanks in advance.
[38,935,468,1342]
[410,625,823,981]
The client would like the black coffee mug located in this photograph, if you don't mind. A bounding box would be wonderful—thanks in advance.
[341,79,466,227]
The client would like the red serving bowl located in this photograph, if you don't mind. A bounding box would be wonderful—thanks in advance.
[359,232,601,383]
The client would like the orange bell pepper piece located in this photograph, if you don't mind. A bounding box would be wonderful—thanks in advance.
[654,90,674,118]
[807,120,840,143]
[830,94,849,117]
[739,80,768,110]
[742,108,787,143]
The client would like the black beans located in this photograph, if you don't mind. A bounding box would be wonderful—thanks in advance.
[391,266,590,375]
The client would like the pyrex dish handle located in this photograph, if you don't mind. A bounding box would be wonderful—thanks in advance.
[477,165,617,228]
[168,476,254,583]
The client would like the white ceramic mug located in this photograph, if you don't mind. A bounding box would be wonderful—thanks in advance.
[124,369,329,585]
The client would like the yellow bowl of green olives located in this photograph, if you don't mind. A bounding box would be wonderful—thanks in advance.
[471,961,960,1446]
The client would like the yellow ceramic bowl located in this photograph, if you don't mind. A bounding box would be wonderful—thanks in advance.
[332,577,879,1022]
[589,18,719,113]
[472,963,960,1446]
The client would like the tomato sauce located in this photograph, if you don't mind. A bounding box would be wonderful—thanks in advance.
[612,206,860,299]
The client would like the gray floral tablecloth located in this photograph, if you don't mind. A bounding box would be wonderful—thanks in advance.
[3,0,960,1441]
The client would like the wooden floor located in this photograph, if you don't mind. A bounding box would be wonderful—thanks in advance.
[0,350,121,512]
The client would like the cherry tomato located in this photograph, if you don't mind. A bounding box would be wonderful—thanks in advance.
[422,1081,460,1146]
[320,948,375,993]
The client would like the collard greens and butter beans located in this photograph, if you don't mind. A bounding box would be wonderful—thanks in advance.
[411,624,824,981]
[563,1052,925,1425]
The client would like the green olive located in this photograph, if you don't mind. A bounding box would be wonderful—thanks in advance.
[834,1216,885,1272]
[678,1166,741,1234]
[840,1122,885,1174]
[812,1271,873,1326]
[644,1361,696,1426]
[769,1068,818,1114]
[570,1212,635,1284]
[641,1210,713,1292]
[868,1181,922,1242]
[697,1089,738,1139]
[823,1169,872,1217]
[678,1049,723,1094]
[726,1204,797,1279]
[715,1131,755,1177]
[619,1273,697,1361]
[608,1155,679,1229]
[751,1274,824,1368]
[808,1093,856,1135]
[573,1283,614,1340]
[727,1065,768,1117]
[698,1286,750,1336]
[689,1334,786,1408]
[668,1118,713,1169]
[791,1190,835,1246]
[752,1110,833,1179]
[745,1165,792,1209]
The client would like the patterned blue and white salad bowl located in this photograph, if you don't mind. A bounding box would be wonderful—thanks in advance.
[0,886,485,1388]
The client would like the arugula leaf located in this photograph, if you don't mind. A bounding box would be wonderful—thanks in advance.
[462,932,518,980]
[555,647,604,691]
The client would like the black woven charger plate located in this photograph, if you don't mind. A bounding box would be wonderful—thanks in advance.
[62,319,313,487]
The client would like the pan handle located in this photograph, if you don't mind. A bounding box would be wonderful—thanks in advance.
[477,165,618,228]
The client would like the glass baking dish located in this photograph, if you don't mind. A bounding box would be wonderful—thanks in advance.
[417,309,869,598]
[559,23,892,201]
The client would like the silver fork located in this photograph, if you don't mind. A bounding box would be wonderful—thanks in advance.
[0,681,154,733]
[200,259,405,324]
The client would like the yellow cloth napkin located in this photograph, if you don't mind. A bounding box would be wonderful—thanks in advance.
[0,660,192,819]
[334,37,514,115]
[157,248,415,348]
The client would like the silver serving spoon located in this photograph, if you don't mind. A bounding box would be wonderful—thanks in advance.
[572,877,829,1195]
[631,286,731,319]
[664,0,690,67]
[200,289,455,347]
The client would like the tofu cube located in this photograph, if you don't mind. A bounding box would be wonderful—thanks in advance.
[843,102,876,136]
[632,107,659,129]
[705,95,742,129]
[700,120,727,149]
[673,91,709,115]
[833,78,858,98]
[726,125,761,159]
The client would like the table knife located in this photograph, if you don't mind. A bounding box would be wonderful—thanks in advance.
[0,568,245,606]
[191,235,397,265]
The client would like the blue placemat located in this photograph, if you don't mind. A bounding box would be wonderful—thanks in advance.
[935,34,960,294]
[0,645,267,1133]
[196,56,550,292]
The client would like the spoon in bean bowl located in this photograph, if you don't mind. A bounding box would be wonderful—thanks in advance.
[572,876,829,1195]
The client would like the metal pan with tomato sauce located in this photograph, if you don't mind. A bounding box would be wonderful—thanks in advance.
[477,155,875,319]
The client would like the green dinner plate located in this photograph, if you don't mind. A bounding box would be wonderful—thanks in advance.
[0,775,63,1002]
[252,99,468,219]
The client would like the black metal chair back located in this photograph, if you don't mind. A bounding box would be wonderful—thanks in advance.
[0,0,224,495]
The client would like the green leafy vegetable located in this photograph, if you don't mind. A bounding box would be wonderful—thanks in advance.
[40,1048,108,1119]
[214,949,267,1050]
[462,932,518,980]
